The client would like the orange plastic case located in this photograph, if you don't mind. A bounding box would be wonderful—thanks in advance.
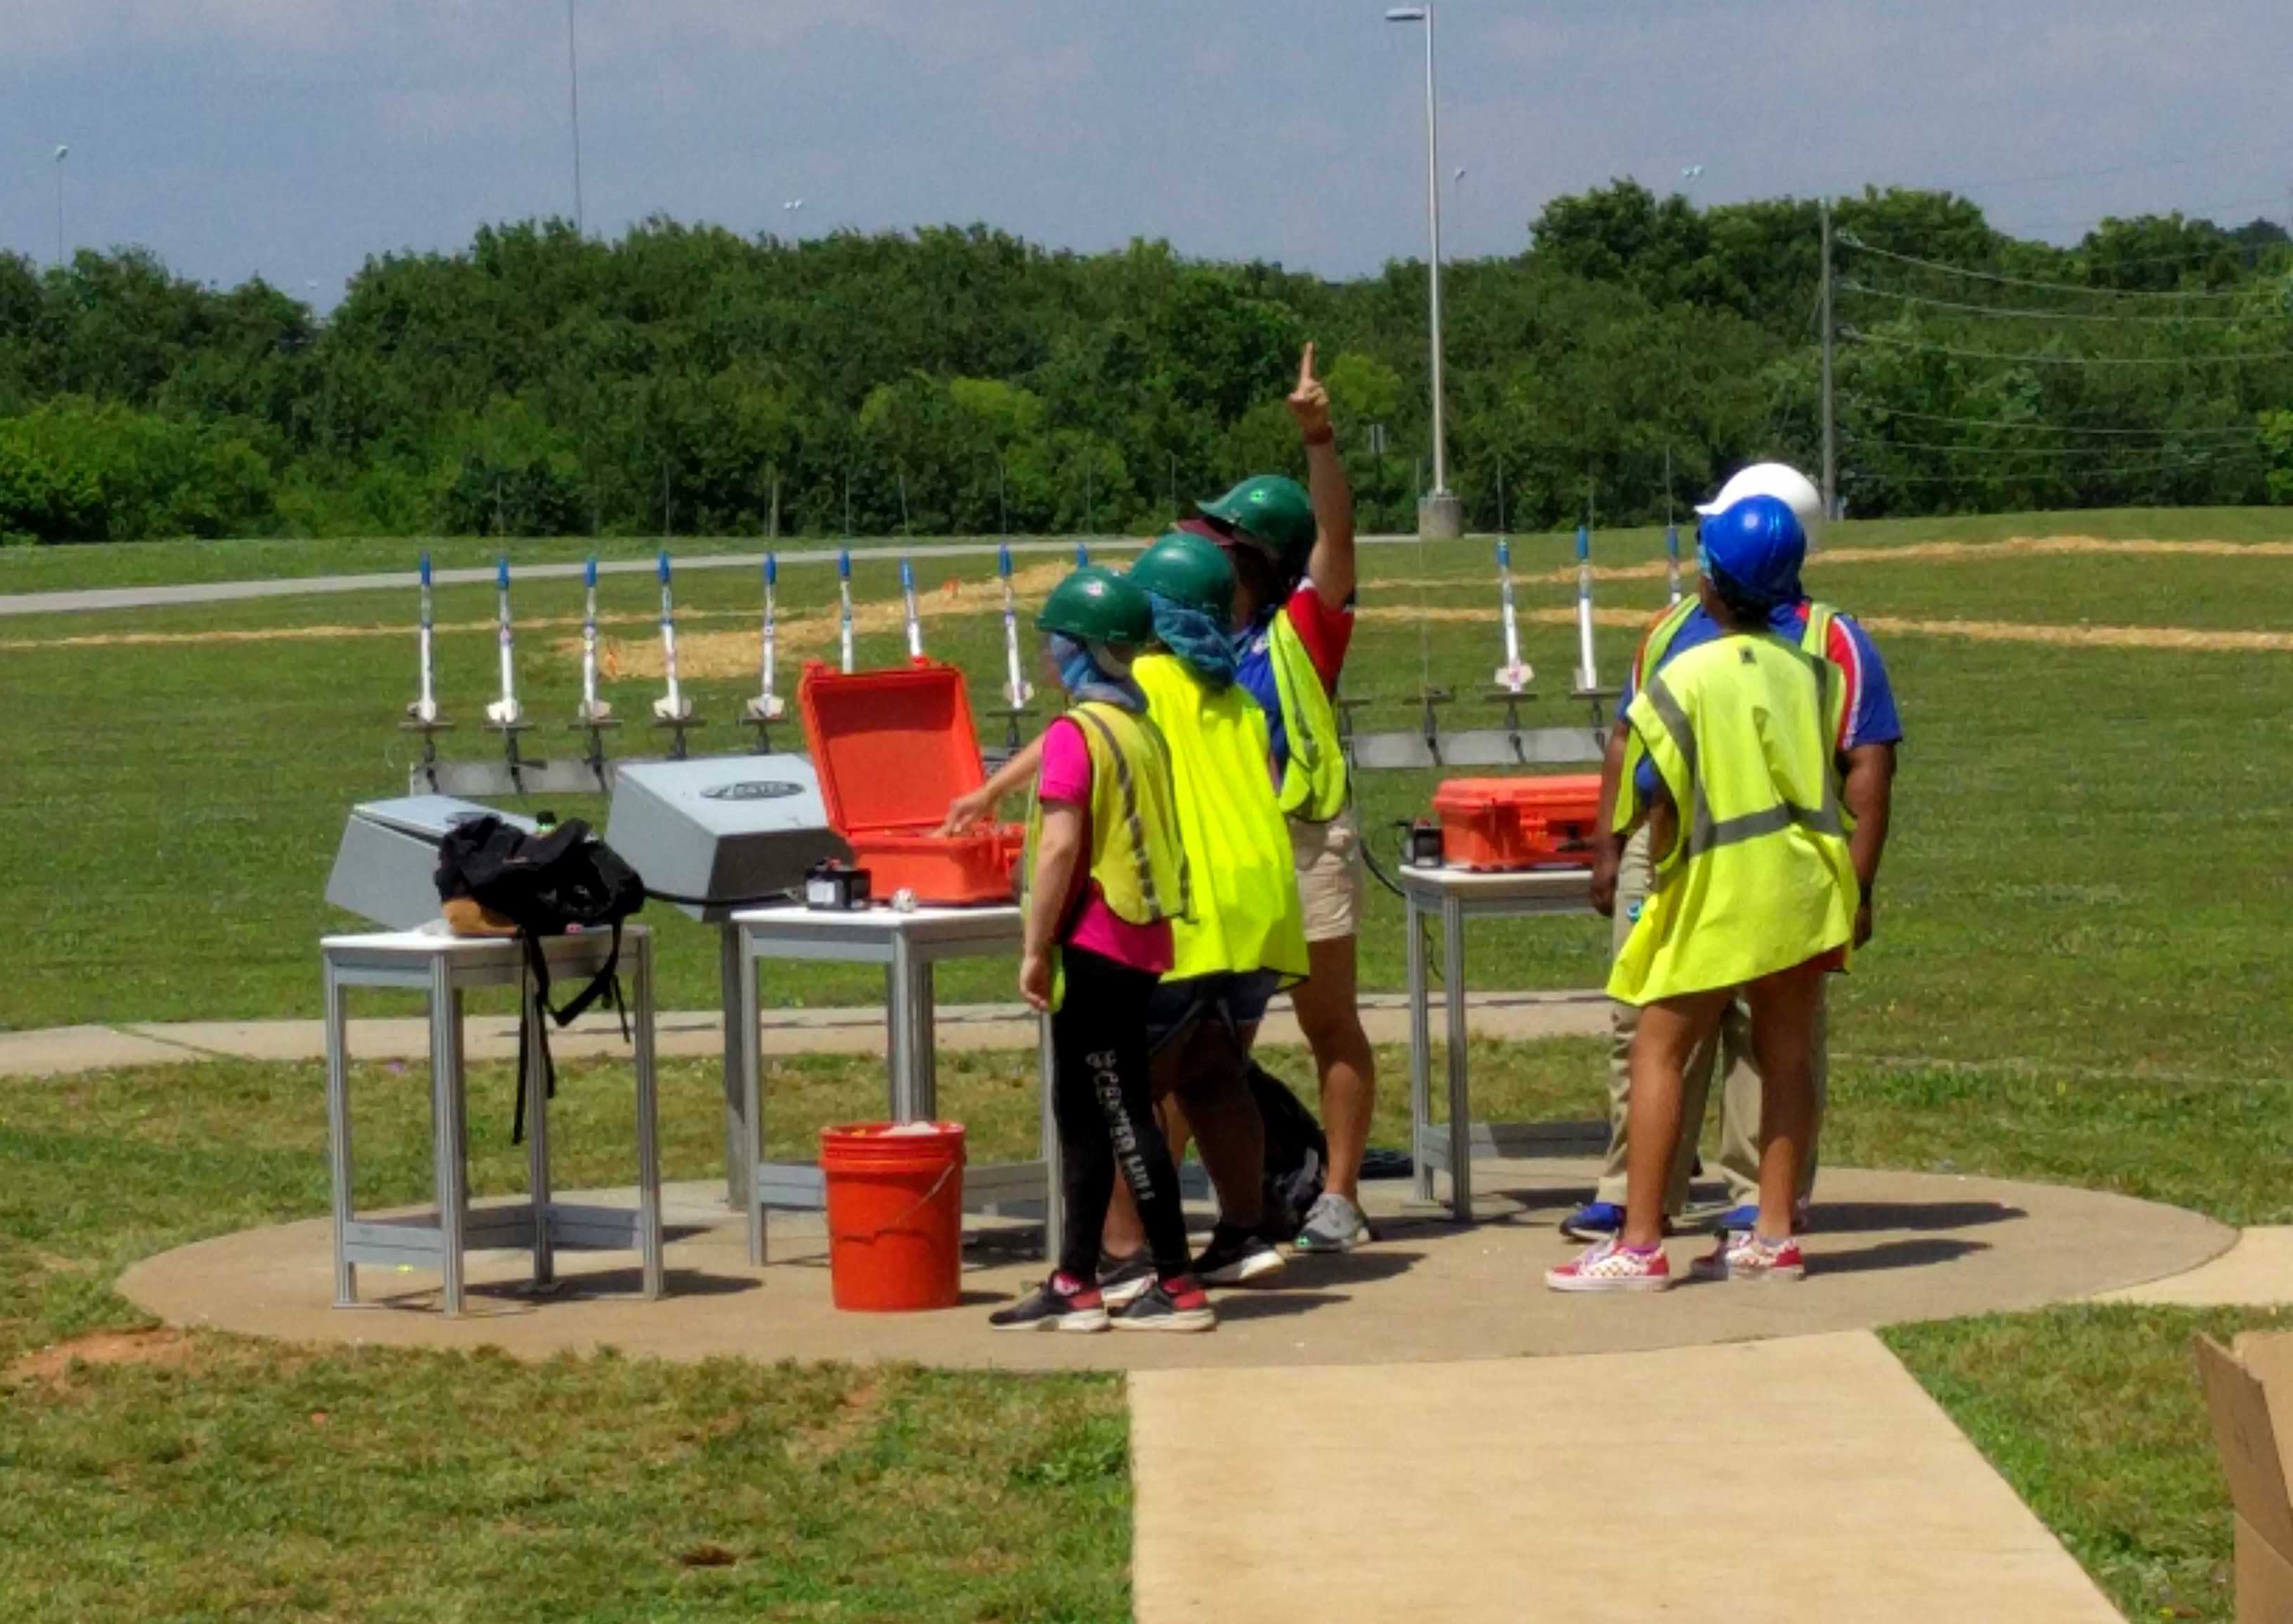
[797,659,1024,905]
[1430,774,1602,870]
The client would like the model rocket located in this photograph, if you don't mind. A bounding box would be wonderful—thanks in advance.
[746,552,787,722]
[1074,541,1090,567]
[485,556,523,726]
[1666,520,1683,606]
[998,544,1035,709]
[900,557,925,660]
[1491,537,1532,693]
[577,556,611,723]
[837,549,856,674]
[407,551,439,723]
[651,550,692,722]
[1573,523,1600,693]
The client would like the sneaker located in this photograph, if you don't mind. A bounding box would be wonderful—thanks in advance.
[989,1273,1110,1332]
[1096,1251,1157,1309]
[1193,1224,1287,1286]
[1559,1200,1625,1242]
[1113,1275,1216,1333]
[1295,1192,1373,1254]
[1711,1198,1812,1236]
[1691,1230,1808,1283]
[1544,1236,1673,1293]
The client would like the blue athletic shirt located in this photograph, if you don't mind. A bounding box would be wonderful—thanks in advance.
[1621,599,1902,803]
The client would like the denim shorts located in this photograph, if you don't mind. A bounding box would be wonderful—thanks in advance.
[1142,969,1281,1054]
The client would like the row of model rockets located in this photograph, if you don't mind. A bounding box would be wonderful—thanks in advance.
[405,525,1686,733]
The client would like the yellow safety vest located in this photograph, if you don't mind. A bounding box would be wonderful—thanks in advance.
[1634,596,1843,705]
[1267,608,1350,823]
[1023,702,1192,1011]
[1132,652,1309,983]
[1608,631,1857,1004]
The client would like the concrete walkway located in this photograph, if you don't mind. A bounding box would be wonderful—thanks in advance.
[2098,1224,2293,1307]
[1131,1332,2122,1623]
[0,987,1607,1078]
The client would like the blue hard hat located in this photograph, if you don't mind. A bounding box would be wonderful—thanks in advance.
[1697,494,1806,608]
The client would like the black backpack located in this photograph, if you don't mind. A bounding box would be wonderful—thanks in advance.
[1247,1060,1328,1237]
[434,815,646,1141]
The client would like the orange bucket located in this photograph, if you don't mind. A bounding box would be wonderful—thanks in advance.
[819,1122,967,1311]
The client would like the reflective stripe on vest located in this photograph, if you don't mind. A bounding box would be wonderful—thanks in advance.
[1132,652,1310,983]
[1607,631,1858,1004]
[1267,608,1350,823]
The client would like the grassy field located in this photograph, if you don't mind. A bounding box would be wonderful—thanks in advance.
[8,508,2293,1620]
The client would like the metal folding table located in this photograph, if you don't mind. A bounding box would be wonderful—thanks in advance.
[726,903,1059,1266]
[320,924,663,1316]
[1397,864,1598,1219]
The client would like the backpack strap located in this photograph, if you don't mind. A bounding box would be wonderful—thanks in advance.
[511,931,557,1146]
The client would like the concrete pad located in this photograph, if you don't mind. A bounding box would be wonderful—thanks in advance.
[0,1024,207,1076]
[2099,1225,2293,1307]
[117,1159,2229,1373]
[1129,1331,2121,1623]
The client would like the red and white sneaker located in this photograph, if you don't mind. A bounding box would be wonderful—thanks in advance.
[1545,1236,1673,1293]
[1692,1230,1807,1283]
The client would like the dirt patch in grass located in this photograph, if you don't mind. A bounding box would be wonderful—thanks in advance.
[7,1327,200,1385]
[1357,603,2289,653]
[787,1375,887,1465]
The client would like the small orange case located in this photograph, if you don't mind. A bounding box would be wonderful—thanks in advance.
[1429,775,1603,870]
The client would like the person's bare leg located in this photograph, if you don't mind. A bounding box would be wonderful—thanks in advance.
[1173,1023,1265,1231]
[1294,935,1373,1203]
[1742,961,1823,1243]
[1621,991,1728,1250]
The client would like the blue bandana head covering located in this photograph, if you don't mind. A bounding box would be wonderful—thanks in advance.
[1046,631,1145,712]
[1144,592,1239,689]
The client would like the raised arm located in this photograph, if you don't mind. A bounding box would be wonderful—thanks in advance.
[1287,341,1356,608]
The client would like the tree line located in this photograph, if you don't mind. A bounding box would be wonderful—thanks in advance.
[3,181,2289,545]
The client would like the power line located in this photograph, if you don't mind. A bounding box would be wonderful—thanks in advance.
[1839,280,2278,326]
[1841,325,2293,366]
[1837,235,2261,299]
[1837,398,2263,440]
[1843,432,2262,459]
[1843,449,2265,487]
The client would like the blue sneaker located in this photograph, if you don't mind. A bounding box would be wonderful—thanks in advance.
[1711,1198,1810,1236]
[1559,1201,1624,1242]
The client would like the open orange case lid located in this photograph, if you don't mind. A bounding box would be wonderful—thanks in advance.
[798,659,989,837]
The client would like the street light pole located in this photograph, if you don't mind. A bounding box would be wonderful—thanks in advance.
[1386,6,1461,539]
[566,0,585,235]
[52,145,68,269]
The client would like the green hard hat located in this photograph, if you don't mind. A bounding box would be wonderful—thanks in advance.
[1200,474,1315,563]
[1036,565,1154,646]
[1128,531,1237,620]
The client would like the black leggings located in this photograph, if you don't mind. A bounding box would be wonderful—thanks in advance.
[1052,946,1193,1283]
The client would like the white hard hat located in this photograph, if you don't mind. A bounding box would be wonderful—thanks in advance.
[1695,462,1824,550]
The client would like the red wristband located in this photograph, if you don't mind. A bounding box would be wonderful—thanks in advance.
[1302,426,1335,447]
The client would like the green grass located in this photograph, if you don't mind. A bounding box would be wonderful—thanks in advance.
[0,1048,1135,1623]
[1887,1304,2292,1624]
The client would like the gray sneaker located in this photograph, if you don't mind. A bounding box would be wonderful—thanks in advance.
[1294,1192,1373,1254]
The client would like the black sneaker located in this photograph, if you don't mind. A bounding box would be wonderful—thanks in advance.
[988,1273,1109,1333]
[1113,1275,1215,1333]
[1097,1251,1156,1309]
[1192,1223,1286,1286]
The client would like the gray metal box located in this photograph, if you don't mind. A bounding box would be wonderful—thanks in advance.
[606,756,848,921]
[326,797,535,930]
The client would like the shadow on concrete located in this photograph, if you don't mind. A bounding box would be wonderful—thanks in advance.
[1811,1201,2027,1236]
[1806,1238,1992,1277]
[1278,1250,1428,1290]
[1206,1292,1354,1323]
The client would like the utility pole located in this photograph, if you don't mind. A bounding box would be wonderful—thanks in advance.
[1820,199,1836,521]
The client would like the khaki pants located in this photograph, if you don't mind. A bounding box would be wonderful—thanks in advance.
[1593,828,1827,1210]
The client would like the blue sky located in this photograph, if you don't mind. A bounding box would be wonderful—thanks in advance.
[4,1,2289,306]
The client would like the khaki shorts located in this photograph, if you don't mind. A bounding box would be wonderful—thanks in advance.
[1290,806,1366,943]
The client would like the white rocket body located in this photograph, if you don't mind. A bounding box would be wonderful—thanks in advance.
[652,553,692,721]
[998,546,1033,708]
[408,554,438,723]
[1491,538,1531,693]
[485,561,522,726]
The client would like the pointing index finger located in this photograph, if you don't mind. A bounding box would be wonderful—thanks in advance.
[1298,341,1317,387]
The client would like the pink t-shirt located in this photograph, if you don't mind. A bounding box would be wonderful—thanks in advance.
[1037,716,1175,975]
